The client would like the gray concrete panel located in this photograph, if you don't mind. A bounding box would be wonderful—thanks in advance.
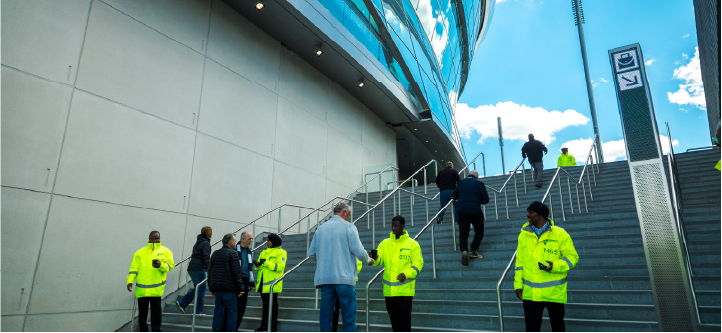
[1,0,90,83]
[362,147,389,169]
[206,0,281,92]
[24,310,129,332]
[270,161,326,233]
[324,179,353,203]
[0,315,25,332]
[274,98,328,177]
[198,60,277,157]
[325,126,363,190]
[53,91,195,212]
[100,0,211,54]
[1,188,51,315]
[327,82,363,144]
[363,107,395,159]
[1,69,73,192]
[278,48,330,121]
[187,134,274,223]
[75,1,204,128]
[28,195,186,314]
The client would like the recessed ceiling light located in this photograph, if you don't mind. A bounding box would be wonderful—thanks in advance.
[255,2,264,10]
[425,140,428,142]
[358,82,364,88]
[414,128,417,130]
[316,50,323,57]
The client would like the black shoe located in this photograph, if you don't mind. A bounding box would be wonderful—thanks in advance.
[255,327,267,332]
[437,218,442,224]
[469,251,482,259]
[461,251,469,266]
[535,184,542,188]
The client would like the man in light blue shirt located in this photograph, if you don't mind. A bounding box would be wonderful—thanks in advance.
[309,202,375,332]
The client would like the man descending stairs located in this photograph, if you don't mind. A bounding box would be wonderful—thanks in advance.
[149,150,719,332]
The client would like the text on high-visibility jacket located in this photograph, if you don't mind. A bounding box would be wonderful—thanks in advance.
[557,154,577,168]
[255,247,287,293]
[514,220,579,303]
[127,242,175,298]
[373,230,424,297]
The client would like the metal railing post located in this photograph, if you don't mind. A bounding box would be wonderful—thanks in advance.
[130,296,137,332]
[393,172,397,217]
[586,169,594,201]
[268,289,275,331]
[298,208,302,234]
[424,169,429,224]
[548,189,554,221]
[451,205,457,251]
[504,187,509,219]
[315,288,319,309]
[277,208,282,234]
[496,251,516,332]
[522,162,527,193]
[581,176,588,212]
[431,222,437,278]
[567,177,573,214]
[513,171,519,207]
[494,192,498,219]
[380,177,385,228]
[412,176,415,226]
[558,176,566,222]
[191,278,207,332]
[372,208,376,248]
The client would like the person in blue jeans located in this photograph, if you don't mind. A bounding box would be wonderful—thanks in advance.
[436,161,460,224]
[308,202,375,332]
[208,234,244,332]
[177,227,212,314]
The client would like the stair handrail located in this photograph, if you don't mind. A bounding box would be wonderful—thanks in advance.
[365,198,454,331]
[483,158,529,220]
[263,151,487,332]
[190,278,208,332]
[495,135,600,332]
[665,122,700,325]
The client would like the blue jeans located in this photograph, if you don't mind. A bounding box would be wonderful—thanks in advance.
[212,292,237,332]
[178,271,207,313]
[438,189,458,222]
[320,285,357,332]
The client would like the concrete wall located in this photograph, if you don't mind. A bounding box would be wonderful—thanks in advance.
[0,0,397,330]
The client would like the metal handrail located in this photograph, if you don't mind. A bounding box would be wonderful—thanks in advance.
[685,146,715,152]
[495,135,600,332]
[484,158,529,219]
[665,122,700,325]
[191,278,208,332]
[365,198,454,331]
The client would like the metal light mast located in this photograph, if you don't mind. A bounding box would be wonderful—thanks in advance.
[573,0,604,162]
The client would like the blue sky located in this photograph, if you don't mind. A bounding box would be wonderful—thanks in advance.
[456,0,709,175]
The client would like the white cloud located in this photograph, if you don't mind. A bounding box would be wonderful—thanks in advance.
[592,80,598,88]
[496,0,509,2]
[645,58,656,66]
[667,47,706,110]
[455,101,589,145]
[682,53,689,59]
[683,33,690,38]
[560,135,679,164]
[600,78,608,83]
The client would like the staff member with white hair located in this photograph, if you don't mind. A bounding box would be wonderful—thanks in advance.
[451,170,490,266]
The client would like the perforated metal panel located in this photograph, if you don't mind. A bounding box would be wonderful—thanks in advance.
[632,163,696,331]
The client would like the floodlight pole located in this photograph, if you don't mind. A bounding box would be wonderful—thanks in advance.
[498,117,506,174]
[573,0,604,162]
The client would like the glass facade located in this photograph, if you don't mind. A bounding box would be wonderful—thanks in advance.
[316,0,491,154]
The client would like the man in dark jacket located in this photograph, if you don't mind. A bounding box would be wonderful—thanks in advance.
[220,231,256,331]
[435,161,461,224]
[177,227,212,314]
[208,233,244,332]
[521,134,548,188]
[451,171,490,266]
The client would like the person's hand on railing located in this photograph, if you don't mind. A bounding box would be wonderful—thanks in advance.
[127,283,133,292]
[397,273,407,282]
[515,289,523,300]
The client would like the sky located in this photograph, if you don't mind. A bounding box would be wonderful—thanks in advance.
[456,0,709,176]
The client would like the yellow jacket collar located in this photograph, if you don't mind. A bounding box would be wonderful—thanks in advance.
[147,241,162,250]
[389,230,410,241]
[521,219,555,233]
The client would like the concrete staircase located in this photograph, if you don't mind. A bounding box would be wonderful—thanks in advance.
[154,149,720,332]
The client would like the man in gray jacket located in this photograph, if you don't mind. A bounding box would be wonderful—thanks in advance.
[309,202,375,332]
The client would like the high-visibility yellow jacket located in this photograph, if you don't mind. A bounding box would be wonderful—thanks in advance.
[715,160,720,171]
[514,220,579,303]
[127,242,175,298]
[357,259,362,282]
[255,247,287,293]
[372,230,424,297]
[557,154,577,167]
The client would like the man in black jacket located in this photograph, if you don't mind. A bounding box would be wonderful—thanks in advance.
[451,171,490,266]
[435,161,461,224]
[208,233,244,332]
[521,134,548,188]
[220,231,256,331]
[177,227,212,314]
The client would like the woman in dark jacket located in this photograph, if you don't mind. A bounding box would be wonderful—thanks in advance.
[176,227,212,314]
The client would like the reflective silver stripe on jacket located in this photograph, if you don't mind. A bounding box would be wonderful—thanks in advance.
[411,266,420,274]
[273,263,278,271]
[515,267,523,271]
[562,257,574,269]
[166,263,171,270]
[136,281,166,288]
[382,278,415,287]
[128,271,138,275]
[263,279,277,286]
[522,278,566,288]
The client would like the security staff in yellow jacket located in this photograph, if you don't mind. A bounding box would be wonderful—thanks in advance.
[254,233,287,332]
[514,202,578,332]
[556,147,577,168]
[370,215,423,332]
[127,231,175,332]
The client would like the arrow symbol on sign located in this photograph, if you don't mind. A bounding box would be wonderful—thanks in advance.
[622,75,639,85]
